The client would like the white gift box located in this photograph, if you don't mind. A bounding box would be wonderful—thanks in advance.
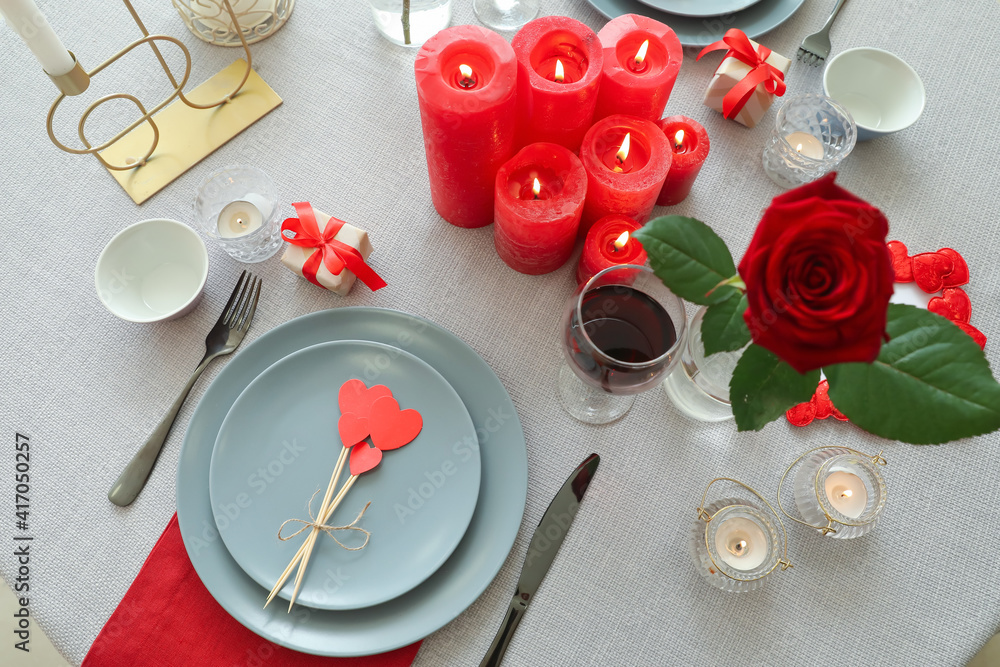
[280,209,374,296]
[703,40,791,128]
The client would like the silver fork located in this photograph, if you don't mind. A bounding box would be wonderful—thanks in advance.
[797,0,848,67]
[108,271,262,507]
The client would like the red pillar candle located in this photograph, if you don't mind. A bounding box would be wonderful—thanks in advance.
[592,15,682,122]
[512,16,604,152]
[656,115,711,206]
[415,25,518,229]
[579,114,671,235]
[494,142,587,274]
[576,215,648,284]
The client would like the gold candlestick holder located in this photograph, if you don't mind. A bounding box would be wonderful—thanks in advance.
[44,0,282,204]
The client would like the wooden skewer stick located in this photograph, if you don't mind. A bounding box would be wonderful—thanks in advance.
[265,446,349,609]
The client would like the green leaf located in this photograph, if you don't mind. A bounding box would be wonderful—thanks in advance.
[702,293,751,356]
[730,345,820,431]
[825,304,1000,445]
[633,216,738,305]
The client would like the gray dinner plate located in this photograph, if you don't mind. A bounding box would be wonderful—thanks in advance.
[635,0,763,19]
[209,340,481,610]
[176,308,528,657]
[584,0,807,47]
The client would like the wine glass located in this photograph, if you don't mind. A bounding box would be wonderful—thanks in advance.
[559,264,687,424]
[472,0,539,32]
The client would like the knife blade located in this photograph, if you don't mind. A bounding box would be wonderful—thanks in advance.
[479,453,600,667]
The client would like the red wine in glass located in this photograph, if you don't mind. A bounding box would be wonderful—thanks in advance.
[565,284,678,393]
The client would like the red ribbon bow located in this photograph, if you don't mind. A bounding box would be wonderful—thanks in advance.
[696,29,787,120]
[280,202,387,292]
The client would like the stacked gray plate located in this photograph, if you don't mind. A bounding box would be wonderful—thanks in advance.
[176,308,528,657]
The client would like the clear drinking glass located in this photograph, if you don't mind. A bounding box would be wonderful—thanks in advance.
[369,0,452,47]
[690,497,781,593]
[194,165,281,263]
[793,447,887,540]
[559,265,687,424]
[473,0,539,32]
[662,306,745,422]
[762,93,857,189]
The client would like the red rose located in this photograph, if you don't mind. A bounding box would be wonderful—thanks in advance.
[738,173,894,373]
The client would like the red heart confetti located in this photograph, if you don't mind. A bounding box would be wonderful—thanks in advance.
[369,396,423,451]
[928,287,972,324]
[338,413,369,448]
[785,400,816,427]
[911,252,955,293]
[338,379,392,422]
[955,321,987,350]
[813,380,848,421]
[938,248,970,288]
[349,441,383,475]
[887,241,913,282]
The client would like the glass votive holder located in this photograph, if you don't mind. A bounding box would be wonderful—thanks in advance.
[194,165,281,263]
[172,0,295,47]
[781,447,888,540]
[690,479,792,593]
[663,306,745,422]
[369,0,452,48]
[761,93,857,189]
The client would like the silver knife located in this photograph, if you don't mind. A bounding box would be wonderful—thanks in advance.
[480,453,600,667]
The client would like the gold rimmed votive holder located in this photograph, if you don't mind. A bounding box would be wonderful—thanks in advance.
[690,478,793,593]
[778,447,888,540]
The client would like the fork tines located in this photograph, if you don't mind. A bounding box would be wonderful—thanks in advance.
[797,48,824,67]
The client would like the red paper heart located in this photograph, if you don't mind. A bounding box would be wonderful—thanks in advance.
[369,396,423,451]
[938,248,970,288]
[786,400,816,427]
[813,380,848,422]
[911,252,955,293]
[338,379,392,421]
[955,321,987,350]
[887,241,913,282]
[338,413,369,447]
[349,442,383,475]
[928,287,972,324]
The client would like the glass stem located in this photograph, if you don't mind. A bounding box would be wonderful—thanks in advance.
[402,0,411,45]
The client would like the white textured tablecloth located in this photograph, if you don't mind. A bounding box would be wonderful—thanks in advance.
[2,0,1000,665]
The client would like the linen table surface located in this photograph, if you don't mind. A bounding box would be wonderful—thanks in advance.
[1,1,999,665]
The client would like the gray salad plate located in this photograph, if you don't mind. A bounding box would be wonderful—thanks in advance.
[635,0,763,19]
[209,340,481,611]
[177,308,528,657]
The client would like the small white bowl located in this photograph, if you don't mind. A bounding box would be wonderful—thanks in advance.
[823,47,925,141]
[95,218,209,323]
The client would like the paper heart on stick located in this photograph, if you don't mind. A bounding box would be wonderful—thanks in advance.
[349,442,383,475]
[338,413,369,448]
[369,396,423,451]
[338,379,392,421]
[928,287,972,324]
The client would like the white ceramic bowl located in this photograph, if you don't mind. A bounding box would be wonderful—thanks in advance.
[823,47,925,141]
[95,218,209,323]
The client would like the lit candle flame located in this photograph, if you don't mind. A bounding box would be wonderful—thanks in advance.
[635,39,649,65]
[616,133,631,163]
[613,231,629,250]
[795,143,803,153]
[532,177,541,198]
[554,59,565,83]
[459,64,473,79]
[841,489,853,499]
[674,129,684,148]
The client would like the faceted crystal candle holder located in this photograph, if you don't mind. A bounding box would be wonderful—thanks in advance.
[690,497,781,593]
[762,93,857,189]
[794,447,887,540]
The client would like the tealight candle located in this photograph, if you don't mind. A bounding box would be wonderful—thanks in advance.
[714,516,767,571]
[785,131,824,159]
[592,14,683,122]
[493,142,587,275]
[656,116,711,206]
[579,114,671,235]
[415,25,518,228]
[512,16,603,152]
[792,447,887,539]
[576,215,647,285]
[217,197,265,239]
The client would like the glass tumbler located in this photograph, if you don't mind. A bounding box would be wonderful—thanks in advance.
[559,264,686,424]
[473,0,539,32]
[369,0,452,47]
[194,165,281,263]
[762,93,857,189]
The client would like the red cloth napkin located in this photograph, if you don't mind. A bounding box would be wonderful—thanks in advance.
[83,514,421,667]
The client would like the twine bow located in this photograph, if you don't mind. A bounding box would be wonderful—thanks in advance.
[280,202,387,292]
[696,28,787,120]
[277,490,372,551]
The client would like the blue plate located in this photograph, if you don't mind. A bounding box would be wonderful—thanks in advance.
[177,308,527,657]
[635,0,763,20]
[584,0,807,47]
[209,340,481,610]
